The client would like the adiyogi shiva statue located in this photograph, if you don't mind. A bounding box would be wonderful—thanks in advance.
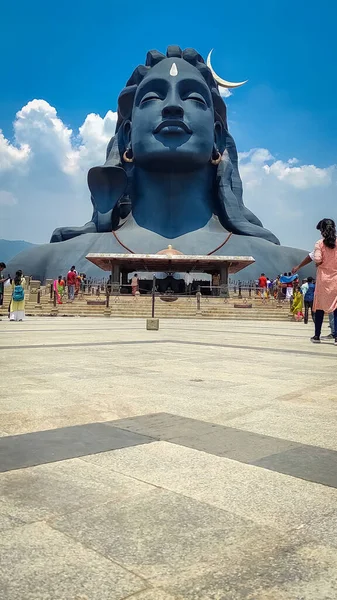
[8,47,312,279]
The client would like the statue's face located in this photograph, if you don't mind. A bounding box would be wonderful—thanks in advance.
[130,58,215,172]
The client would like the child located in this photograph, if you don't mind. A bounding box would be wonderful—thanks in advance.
[303,277,315,324]
[291,286,304,321]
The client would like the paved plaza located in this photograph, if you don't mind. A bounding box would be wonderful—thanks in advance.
[1,316,337,599]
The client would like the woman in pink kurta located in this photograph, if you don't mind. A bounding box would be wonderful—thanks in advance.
[293,219,337,343]
[311,219,337,343]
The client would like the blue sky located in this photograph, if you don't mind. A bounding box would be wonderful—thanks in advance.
[0,0,336,247]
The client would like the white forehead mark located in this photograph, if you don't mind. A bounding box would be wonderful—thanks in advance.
[169,62,178,77]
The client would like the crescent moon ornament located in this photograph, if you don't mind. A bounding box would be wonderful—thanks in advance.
[207,50,248,89]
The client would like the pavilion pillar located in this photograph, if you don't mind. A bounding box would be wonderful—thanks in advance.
[110,263,120,295]
[219,264,229,298]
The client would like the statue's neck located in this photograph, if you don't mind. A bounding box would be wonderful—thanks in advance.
[131,166,214,238]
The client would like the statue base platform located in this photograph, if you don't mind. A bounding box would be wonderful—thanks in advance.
[6,232,315,282]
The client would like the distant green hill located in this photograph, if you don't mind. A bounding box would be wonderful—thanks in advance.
[0,239,37,264]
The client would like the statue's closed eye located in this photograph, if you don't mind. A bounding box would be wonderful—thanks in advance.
[140,93,162,105]
[184,93,207,105]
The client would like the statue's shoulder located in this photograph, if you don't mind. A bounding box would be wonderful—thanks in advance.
[45,233,124,278]
[214,234,313,279]
[7,233,123,281]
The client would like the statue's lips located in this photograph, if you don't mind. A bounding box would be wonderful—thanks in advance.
[154,120,192,135]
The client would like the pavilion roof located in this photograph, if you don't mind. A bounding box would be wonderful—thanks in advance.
[86,252,255,274]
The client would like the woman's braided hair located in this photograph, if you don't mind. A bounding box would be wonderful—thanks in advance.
[317,218,336,249]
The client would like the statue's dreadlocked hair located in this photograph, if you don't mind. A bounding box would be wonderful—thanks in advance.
[105,46,230,163]
[116,47,228,133]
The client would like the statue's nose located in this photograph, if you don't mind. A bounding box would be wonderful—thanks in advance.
[162,104,184,119]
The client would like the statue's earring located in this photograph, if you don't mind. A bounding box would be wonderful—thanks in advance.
[211,148,222,165]
[123,147,134,163]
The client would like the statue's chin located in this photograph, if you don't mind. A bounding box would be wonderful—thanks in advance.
[134,151,210,173]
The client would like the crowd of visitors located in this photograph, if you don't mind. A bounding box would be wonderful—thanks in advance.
[53,268,87,304]
[2,218,337,341]
[0,265,90,320]
[255,218,337,345]
[251,220,337,345]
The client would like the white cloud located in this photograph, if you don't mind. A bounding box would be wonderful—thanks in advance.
[75,110,118,172]
[0,100,117,243]
[239,149,337,249]
[0,190,17,206]
[219,88,232,99]
[0,130,30,171]
[0,100,336,250]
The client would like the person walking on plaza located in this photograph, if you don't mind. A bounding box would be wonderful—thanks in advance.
[291,285,304,320]
[273,276,280,299]
[285,272,294,302]
[185,271,193,295]
[281,272,287,299]
[267,277,273,298]
[293,218,337,344]
[10,270,25,321]
[212,272,220,296]
[258,273,268,300]
[303,277,315,324]
[131,273,139,296]
[75,273,82,297]
[54,275,65,304]
[67,266,76,301]
[0,262,9,320]
[300,278,308,296]
[324,313,336,340]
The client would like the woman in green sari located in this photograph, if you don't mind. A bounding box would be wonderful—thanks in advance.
[53,276,65,304]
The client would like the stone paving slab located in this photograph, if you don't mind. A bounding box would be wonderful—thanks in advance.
[108,412,230,441]
[0,422,153,472]
[166,543,337,600]
[2,410,336,487]
[0,522,146,600]
[83,442,337,531]
[127,591,180,599]
[108,412,301,463]
[50,487,280,584]
[0,513,25,533]
[223,403,337,452]
[168,429,299,463]
[286,508,337,551]
[1,317,337,599]
[109,412,337,487]
[0,457,152,526]
[253,444,337,488]
[1,318,336,449]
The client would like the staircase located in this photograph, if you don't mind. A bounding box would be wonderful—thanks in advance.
[1,288,293,321]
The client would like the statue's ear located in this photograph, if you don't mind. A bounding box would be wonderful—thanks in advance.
[88,166,127,216]
[118,85,137,122]
[122,120,132,149]
[214,121,225,154]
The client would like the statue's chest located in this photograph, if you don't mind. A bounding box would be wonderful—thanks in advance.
[114,218,231,256]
